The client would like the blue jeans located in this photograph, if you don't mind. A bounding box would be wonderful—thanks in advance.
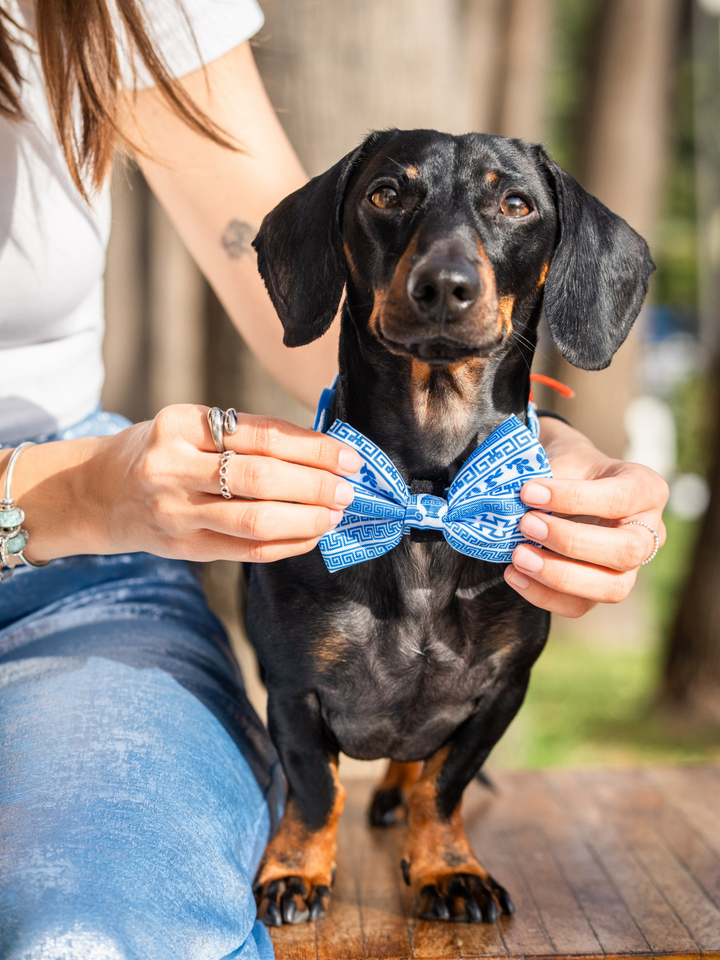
[0,413,282,960]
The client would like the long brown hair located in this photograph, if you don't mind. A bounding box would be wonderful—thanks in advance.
[0,0,234,200]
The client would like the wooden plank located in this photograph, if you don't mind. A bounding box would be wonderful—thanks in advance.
[645,766,720,860]
[483,772,603,957]
[317,784,367,960]
[638,771,720,912]
[521,769,650,955]
[350,780,414,960]
[580,768,720,953]
[548,768,700,956]
[500,820,603,956]
[464,779,556,957]
[270,915,318,960]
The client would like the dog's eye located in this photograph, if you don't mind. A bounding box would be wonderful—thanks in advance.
[501,195,531,218]
[370,187,399,209]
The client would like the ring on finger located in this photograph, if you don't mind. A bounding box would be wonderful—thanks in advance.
[207,406,239,454]
[224,408,238,436]
[623,520,660,565]
[219,450,235,499]
[208,407,226,454]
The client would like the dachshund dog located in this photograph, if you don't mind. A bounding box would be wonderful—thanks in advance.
[247,130,653,926]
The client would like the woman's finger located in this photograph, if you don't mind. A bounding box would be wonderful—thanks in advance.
[195,495,343,543]
[518,511,662,572]
[508,543,639,605]
[504,565,597,617]
[520,471,669,521]
[174,529,324,564]
[196,452,356,509]
[163,405,362,474]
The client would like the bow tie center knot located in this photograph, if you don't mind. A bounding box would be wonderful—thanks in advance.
[404,493,448,531]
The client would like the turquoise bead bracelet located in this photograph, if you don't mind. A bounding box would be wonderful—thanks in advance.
[0,441,51,580]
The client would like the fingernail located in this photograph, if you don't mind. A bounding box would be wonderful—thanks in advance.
[522,482,551,506]
[505,565,530,590]
[338,449,362,473]
[334,482,355,507]
[520,513,548,542]
[514,544,544,573]
[329,509,344,526]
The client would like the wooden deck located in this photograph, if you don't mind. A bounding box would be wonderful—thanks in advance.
[270,766,720,960]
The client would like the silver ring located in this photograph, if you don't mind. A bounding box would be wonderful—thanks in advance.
[224,408,238,436]
[219,451,235,499]
[207,407,226,454]
[624,520,660,565]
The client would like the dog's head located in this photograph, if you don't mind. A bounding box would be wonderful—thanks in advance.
[253,130,654,372]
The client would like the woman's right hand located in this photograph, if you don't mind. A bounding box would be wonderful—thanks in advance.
[12,404,362,564]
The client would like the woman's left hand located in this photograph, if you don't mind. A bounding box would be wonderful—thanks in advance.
[503,416,669,617]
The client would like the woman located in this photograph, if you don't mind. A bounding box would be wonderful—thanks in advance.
[0,1,668,957]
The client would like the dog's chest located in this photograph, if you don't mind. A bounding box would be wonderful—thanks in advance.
[315,549,518,761]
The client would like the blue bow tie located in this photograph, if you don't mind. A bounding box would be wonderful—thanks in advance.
[314,381,552,572]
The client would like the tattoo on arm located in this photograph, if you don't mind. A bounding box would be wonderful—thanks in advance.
[221,219,255,259]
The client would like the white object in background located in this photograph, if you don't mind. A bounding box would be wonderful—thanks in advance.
[624,395,677,479]
[669,473,711,521]
[698,0,720,14]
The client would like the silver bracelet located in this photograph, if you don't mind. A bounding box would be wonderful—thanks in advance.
[0,441,51,581]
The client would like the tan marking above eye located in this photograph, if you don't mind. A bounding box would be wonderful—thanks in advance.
[405,166,418,179]
[370,186,399,209]
[501,195,531,218]
[485,171,499,185]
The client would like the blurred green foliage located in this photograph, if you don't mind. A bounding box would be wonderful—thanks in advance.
[546,0,601,175]
[495,627,720,768]
[549,1,698,313]
[670,371,715,475]
[653,40,698,310]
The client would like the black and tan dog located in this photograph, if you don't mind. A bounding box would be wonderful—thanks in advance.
[247,130,653,926]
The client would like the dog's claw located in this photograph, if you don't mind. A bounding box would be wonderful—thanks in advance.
[401,858,411,885]
[281,878,310,925]
[413,872,510,924]
[309,885,330,920]
[419,884,451,921]
[259,897,283,928]
[487,873,514,915]
[255,874,330,926]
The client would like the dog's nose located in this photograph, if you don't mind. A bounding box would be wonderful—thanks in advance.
[408,259,481,322]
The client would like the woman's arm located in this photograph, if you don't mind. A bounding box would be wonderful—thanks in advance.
[505,416,670,617]
[123,41,334,408]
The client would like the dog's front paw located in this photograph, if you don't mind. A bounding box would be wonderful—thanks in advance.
[253,794,341,926]
[402,861,514,923]
[254,875,332,926]
[402,794,514,923]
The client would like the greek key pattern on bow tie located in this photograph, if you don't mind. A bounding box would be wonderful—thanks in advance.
[316,404,552,572]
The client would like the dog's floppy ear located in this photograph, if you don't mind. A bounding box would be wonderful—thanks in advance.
[253,131,393,347]
[539,149,655,371]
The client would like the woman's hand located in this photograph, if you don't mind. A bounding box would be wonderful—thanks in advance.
[503,416,669,617]
[12,405,361,564]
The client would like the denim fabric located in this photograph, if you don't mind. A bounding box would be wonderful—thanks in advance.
[0,412,281,960]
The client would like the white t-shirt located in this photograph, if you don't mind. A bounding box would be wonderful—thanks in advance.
[0,0,264,445]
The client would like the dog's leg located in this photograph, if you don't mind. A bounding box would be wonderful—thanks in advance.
[254,690,345,926]
[369,760,423,826]
[402,681,529,923]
